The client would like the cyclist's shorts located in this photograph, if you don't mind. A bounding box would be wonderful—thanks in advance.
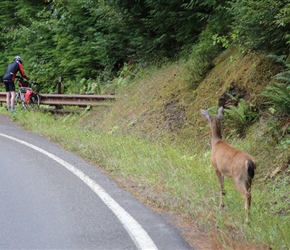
[3,80,15,92]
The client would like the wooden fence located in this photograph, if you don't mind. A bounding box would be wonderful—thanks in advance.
[0,92,115,108]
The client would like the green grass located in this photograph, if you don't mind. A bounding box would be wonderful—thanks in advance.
[2,107,288,250]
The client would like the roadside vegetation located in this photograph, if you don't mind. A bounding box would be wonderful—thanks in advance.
[1,0,289,249]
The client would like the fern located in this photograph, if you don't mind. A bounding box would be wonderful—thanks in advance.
[261,55,290,116]
[273,71,290,83]
[260,83,290,115]
[267,54,290,68]
[223,99,259,138]
[267,54,290,84]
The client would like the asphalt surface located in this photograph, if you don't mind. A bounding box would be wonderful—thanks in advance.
[0,114,193,250]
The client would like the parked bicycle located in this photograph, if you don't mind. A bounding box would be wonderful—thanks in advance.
[15,76,40,110]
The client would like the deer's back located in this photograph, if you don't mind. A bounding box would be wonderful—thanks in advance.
[211,140,255,178]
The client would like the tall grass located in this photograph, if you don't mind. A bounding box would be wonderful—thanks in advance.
[2,108,288,250]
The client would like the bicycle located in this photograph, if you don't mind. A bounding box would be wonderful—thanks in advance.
[15,76,40,110]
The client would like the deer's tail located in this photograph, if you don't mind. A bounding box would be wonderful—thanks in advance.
[246,159,256,179]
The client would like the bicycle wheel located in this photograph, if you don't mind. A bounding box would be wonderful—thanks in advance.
[25,93,40,110]
[15,91,26,109]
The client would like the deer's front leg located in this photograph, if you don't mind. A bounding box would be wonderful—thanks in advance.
[215,169,224,208]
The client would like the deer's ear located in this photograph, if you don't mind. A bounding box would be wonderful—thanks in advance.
[200,109,210,120]
[218,106,224,118]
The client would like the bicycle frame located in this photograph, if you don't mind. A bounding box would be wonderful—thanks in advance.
[15,76,40,110]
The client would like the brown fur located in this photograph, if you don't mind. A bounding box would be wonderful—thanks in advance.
[200,106,256,223]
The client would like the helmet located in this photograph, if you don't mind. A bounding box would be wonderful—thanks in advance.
[14,55,22,63]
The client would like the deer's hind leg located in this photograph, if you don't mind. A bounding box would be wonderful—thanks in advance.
[215,169,225,208]
[235,178,252,223]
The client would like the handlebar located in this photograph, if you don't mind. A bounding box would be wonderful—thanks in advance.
[15,76,39,86]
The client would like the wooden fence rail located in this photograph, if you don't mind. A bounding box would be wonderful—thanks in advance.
[0,92,115,107]
[0,92,6,104]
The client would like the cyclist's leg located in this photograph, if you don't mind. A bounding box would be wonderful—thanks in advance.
[6,92,11,110]
[10,91,16,111]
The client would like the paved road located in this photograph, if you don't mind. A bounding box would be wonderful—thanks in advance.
[0,115,192,249]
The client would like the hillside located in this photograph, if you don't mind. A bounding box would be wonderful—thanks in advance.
[82,47,289,249]
[98,47,284,155]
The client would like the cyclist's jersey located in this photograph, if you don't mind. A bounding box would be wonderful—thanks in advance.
[3,61,28,82]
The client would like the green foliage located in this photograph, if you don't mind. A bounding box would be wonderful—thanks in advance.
[63,78,103,95]
[228,0,290,53]
[181,0,233,89]
[0,1,17,33]
[268,55,290,84]
[260,55,290,116]
[184,4,230,89]
[261,83,290,116]
[1,0,232,93]
[116,63,139,85]
[142,0,205,53]
[110,0,212,60]
[274,2,290,47]
[185,39,218,89]
[278,136,290,150]
[223,99,259,138]
[1,0,290,94]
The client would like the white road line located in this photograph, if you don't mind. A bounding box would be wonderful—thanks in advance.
[0,133,158,250]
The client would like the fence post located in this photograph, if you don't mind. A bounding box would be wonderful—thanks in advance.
[58,76,62,94]
[55,76,63,110]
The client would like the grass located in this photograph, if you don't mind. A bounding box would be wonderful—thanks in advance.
[1,105,289,250]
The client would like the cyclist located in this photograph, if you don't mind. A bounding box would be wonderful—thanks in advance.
[3,56,29,112]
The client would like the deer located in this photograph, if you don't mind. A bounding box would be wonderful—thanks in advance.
[200,106,256,223]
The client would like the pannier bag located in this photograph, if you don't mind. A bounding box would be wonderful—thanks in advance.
[25,89,33,104]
